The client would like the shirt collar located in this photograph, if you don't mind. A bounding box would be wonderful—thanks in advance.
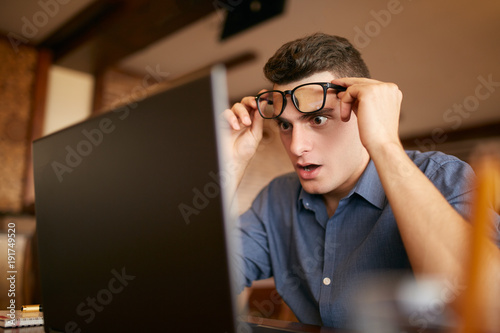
[348,159,386,210]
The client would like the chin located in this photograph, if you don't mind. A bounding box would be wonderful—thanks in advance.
[300,181,328,195]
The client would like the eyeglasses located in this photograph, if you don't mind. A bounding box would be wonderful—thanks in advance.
[255,82,347,119]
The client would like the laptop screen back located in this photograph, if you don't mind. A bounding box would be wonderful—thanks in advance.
[33,66,239,332]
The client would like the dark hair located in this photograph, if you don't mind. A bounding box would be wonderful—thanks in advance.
[263,33,370,84]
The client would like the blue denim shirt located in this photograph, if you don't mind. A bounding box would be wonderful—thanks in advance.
[235,150,500,328]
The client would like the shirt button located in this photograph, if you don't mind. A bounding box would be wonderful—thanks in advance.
[323,277,331,286]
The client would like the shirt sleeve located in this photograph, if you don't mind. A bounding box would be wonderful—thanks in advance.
[235,200,272,287]
[422,153,500,247]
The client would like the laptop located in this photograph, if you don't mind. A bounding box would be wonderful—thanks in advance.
[33,66,299,332]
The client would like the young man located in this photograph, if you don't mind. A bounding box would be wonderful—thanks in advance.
[223,33,500,329]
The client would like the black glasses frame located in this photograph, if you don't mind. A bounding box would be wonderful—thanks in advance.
[255,82,347,119]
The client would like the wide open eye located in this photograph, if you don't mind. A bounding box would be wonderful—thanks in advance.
[311,115,327,126]
[277,120,291,131]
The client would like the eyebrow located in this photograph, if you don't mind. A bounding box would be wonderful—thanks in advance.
[276,108,334,123]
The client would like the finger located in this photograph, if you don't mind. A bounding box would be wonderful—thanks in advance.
[241,95,258,110]
[330,78,358,122]
[233,103,254,127]
[337,88,357,122]
[339,100,352,122]
[222,108,243,131]
[239,96,261,123]
[332,77,379,87]
[250,104,264,140]
[223,96,260,131]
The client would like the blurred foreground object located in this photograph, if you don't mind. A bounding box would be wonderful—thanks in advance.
[349,273,458,332]
[461,144,500,333]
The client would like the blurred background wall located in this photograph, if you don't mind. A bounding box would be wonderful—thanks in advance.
[1,0,499,214]
[0,0,498,318]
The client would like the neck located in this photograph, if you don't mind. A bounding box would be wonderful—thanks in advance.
[323,199,340,218]
[322,152,370,217]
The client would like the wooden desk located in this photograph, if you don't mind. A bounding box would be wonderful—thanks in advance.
[246,316,342,332]
[1,315,449,332]
[2,317,339,333]
[245,316,449,333]
[0,327,44,333]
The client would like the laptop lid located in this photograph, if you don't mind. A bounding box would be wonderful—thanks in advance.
[33,65,242,332]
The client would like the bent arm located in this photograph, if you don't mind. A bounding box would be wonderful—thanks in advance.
[370,141,500,329]
[222,95,264,195]
[334,77,500,278]
[335,77,500,328]
[370,142,500,277]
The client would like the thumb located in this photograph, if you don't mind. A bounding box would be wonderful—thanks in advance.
[251,107,264,141]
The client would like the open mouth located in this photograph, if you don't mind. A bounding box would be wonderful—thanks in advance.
[300,164,320,172]
[297,164,321,180]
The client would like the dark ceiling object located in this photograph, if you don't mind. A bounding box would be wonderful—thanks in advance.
[220,0,286,40]
[40,0,217,74]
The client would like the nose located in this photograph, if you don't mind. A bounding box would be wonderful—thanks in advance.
[289,124,312,157]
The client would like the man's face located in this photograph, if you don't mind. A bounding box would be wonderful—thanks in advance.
[273,72,369,200]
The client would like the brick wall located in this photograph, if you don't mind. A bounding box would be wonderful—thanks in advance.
[0,37,38,214]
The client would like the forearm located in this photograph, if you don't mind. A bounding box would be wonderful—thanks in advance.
[369,142,500,328]
[369,142,500,277]
[225,153,252,198]
[222,97,264,196]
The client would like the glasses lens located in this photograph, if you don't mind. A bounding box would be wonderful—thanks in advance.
[293,83,327,113]
[257,91,283,118]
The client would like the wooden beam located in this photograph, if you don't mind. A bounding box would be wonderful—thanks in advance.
[40,0,217,74]
[22,48,52,213]
[401,122,500,149]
